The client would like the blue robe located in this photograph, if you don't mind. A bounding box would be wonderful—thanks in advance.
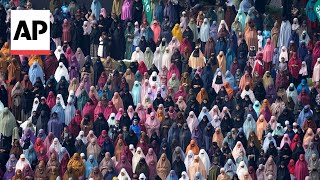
[91,0,102,17]
[85,155,98,178]
[51,104,65,124]
[131,81,141,106]
[28,62,44,85]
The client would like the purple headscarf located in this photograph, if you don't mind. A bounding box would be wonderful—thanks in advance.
[22,128,36,144]
[69,56,80,80]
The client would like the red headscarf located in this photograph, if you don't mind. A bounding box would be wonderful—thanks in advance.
[138,61,148,76]
[298,89,310,106]
[46,91,56,109]
[97,130,108,147]
[94,101,105,121]
[65,47,74,62]
[287,159,295,175]
[180,38,192,55]
[294,154,308,180]
[290,134,301,151]
[104,101,117,119]
[288,52,302,79]
[97,72,108,88]
[34,138,44,153]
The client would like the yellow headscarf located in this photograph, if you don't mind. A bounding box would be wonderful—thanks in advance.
[171,24,183,42]
[28,55,43,68]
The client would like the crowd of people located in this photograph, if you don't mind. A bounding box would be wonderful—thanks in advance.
[0,0,320,179]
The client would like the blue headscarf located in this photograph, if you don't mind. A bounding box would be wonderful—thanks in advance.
[166,170,179,180]
[85,155,98,178]
[243,114,257,139]
[297,105,313,127]
[28,62,44,85]
[225,70,235,89]
[91,0,102,17]
[198,107,212,122]
[226,49,236,71]
[24,144,37,163]
[296,79,310,94]
[132,81,141,106]
[130,119,141,139]
[51,101,65,124]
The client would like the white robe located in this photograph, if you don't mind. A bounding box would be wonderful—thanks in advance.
[54,62,70,82]
[131,50,145,62]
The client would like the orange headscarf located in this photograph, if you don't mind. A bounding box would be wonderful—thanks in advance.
[260,99,271,112]
[212,128,224,148]
[185,139,200,155]
[196,88,208,104]
[256,115,268,140]
[224,81,233,98]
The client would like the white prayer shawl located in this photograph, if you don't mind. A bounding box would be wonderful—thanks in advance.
[118,168,132,180]
[76,131,88,144]
[299,61,308,76]
[15,155,30,172]
[131,50,145,62]
[241,89,256,103]
[132,147,145,173]
[184,150,195,172]
[54,46,64,60]
[199,149,211,175]
[54,62,70,82]
[179,171,190,180]
[64,100,76,126]
[200,18,210,42]
[186,111,199,133]
[162,48,173,69]
[153,47,163,70]
[49,138,63,153]
[31,98,39,112]
[262,133,277,153]
[56,94,66,109]
[279,46,288,62]
[218,20,229,32]
[149,71,160,87]
[236,161,248,178]
[277,20,291,48]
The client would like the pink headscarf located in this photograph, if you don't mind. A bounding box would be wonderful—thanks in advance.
[100,8,107,18]
[151,20,161,43]
[65,47,74,62]
[167,63,180,80]
[94,101,105,121]
[263,39,274,63]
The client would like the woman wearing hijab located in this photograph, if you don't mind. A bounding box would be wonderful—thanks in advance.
[294,154,308,180]
[199,18,210,50]
[277,19,291,49]
[188,155,206,179]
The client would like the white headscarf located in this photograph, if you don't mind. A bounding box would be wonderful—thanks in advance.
[291,18,300,31]
[49,138,62,153]
[15,154,30,172]
[153,47,163,70]
[76,131,88,144]
[0,100,3,112]
[54,62,70,82]
[132,147,145,173]
[162,47,172,70]
[54,46,64,60]
[179,171,190,180]
[232,141,246,160]
[198,149,211,175]
[262,133,277,152]
[286,83,298,104]
[236,161,248,178]
[131,47,145,62]
[149,71,160,87]
[200,18,210,42]
[184,150,194,172]
[279,46,288,62]
[31,97,39,112]
[118,168,131,180]
[186,111,198,133]
[56,94,66,109]
[64,98,76,126]
[218,20,229,32]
